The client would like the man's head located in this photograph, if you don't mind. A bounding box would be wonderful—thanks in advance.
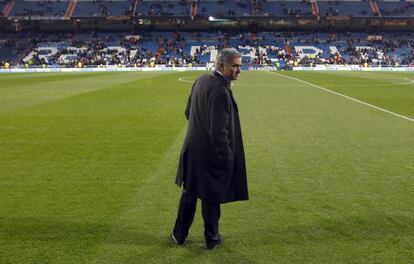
[215,48,242,81]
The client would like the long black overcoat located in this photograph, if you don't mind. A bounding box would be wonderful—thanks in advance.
[175,71,249,204]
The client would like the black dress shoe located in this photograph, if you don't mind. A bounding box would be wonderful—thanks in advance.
[171,233,185,245]
[206,235,222,250]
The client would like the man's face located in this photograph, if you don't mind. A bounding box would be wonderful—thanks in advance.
[222,57,242,81]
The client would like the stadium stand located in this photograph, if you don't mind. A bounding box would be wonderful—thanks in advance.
[134,0,252,17]
[136,0,190,16]
[196,0,252,17]
[2,31,414,69]
[377,0,414,17]
[317,0,373,17]
[1,0,14,17]
[4,0,414,19]
[2,0,414,69]
[73,0,132,17]
[257,0,313,17]
[9,0,70,17]
[0,0,7,17]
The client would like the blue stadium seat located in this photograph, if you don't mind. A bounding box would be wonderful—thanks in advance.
[258,0,313,17]
[10,0,69,17]
[317,0,373,17]
[0,0,7,16]
[377,0,414,17]
[197,0,252,17]
[74,0,131,17]
[136,0,189,16]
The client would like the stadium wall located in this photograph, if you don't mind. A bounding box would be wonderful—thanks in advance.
[2,66,414,73]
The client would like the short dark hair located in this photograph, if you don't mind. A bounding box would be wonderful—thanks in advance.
[215,48,241,70]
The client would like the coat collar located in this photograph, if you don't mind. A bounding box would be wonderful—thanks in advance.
[212,70,231,89]
[212,71,237,108]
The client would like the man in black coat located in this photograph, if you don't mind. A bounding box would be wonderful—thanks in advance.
[172,48,248,249]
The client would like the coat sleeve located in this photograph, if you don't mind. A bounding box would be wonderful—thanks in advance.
[185,82,196,120]
[210,92,232,169]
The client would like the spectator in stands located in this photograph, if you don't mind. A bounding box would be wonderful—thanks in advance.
[5,30,414,68]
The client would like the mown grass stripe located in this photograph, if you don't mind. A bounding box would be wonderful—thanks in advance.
[267,71,414,123]
[0,72,172,115]
[88,128,187,263]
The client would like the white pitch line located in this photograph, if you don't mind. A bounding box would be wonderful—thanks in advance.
[178,77,194,83]
[403,78,414,84]
[266,70,414,123]
[332,80,414,86]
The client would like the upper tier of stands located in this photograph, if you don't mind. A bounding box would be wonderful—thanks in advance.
[197,0,252,17]
[9,0,69,17]
[136,0,189,16]
[2,0,414,18]
[377,0,414,17]
[258,0,313,17]
[74,0,131,17]
[317,0,373,17]
[0,0,7,17]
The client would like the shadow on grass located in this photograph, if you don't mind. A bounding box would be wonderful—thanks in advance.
[232,213,413,247]
[161,236,259,264]
[1,213,412,252]
[0,216,158,246]
[0,216,259,263]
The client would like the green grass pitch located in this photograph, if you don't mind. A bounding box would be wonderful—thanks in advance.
[0,70,413,263]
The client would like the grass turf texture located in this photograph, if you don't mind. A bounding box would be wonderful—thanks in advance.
[0,71,413,263]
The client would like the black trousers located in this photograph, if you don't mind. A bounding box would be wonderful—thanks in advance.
[173,189,221,243]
